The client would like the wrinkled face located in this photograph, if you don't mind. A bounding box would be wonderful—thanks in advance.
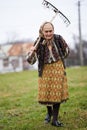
[42,23,54,40]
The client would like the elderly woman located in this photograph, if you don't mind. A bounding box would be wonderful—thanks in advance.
[28,21,70,127]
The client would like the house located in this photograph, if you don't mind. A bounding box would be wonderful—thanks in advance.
[0,41,38,74]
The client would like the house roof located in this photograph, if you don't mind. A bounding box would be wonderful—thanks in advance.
[8,42,33,56]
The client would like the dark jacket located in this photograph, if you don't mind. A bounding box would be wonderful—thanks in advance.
[36,34,70,77]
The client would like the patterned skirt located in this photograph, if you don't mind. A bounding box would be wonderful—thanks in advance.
[38,60,69,105]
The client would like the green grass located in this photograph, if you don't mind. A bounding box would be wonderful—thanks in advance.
[0,67,87,130]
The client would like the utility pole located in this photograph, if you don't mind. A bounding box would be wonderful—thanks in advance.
[78,0,84,66]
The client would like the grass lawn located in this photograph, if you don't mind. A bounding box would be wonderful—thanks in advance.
[0,66,87,130]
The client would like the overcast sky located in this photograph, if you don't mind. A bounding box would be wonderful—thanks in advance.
[0,0,87,48]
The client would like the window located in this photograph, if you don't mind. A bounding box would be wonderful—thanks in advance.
[3,58,9,67]
[11,59,19,69]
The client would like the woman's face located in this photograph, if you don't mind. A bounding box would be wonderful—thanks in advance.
[42,23,54,40]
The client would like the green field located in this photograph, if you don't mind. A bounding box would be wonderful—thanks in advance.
[0,66,87,130]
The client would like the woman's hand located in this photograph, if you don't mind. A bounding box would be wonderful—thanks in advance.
[29,46,36,53]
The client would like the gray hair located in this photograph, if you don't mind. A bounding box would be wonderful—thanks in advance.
[39,21,54,38]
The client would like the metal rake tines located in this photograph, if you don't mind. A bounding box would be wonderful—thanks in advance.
[58,11,71,26]
[42,0,71,26]
[42,0,58,13]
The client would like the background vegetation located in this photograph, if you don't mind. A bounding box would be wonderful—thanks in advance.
[0,66,87,130]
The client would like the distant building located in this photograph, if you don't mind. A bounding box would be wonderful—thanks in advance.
[0,41,37,74]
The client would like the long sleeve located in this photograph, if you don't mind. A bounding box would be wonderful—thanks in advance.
[57,35,70,58]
